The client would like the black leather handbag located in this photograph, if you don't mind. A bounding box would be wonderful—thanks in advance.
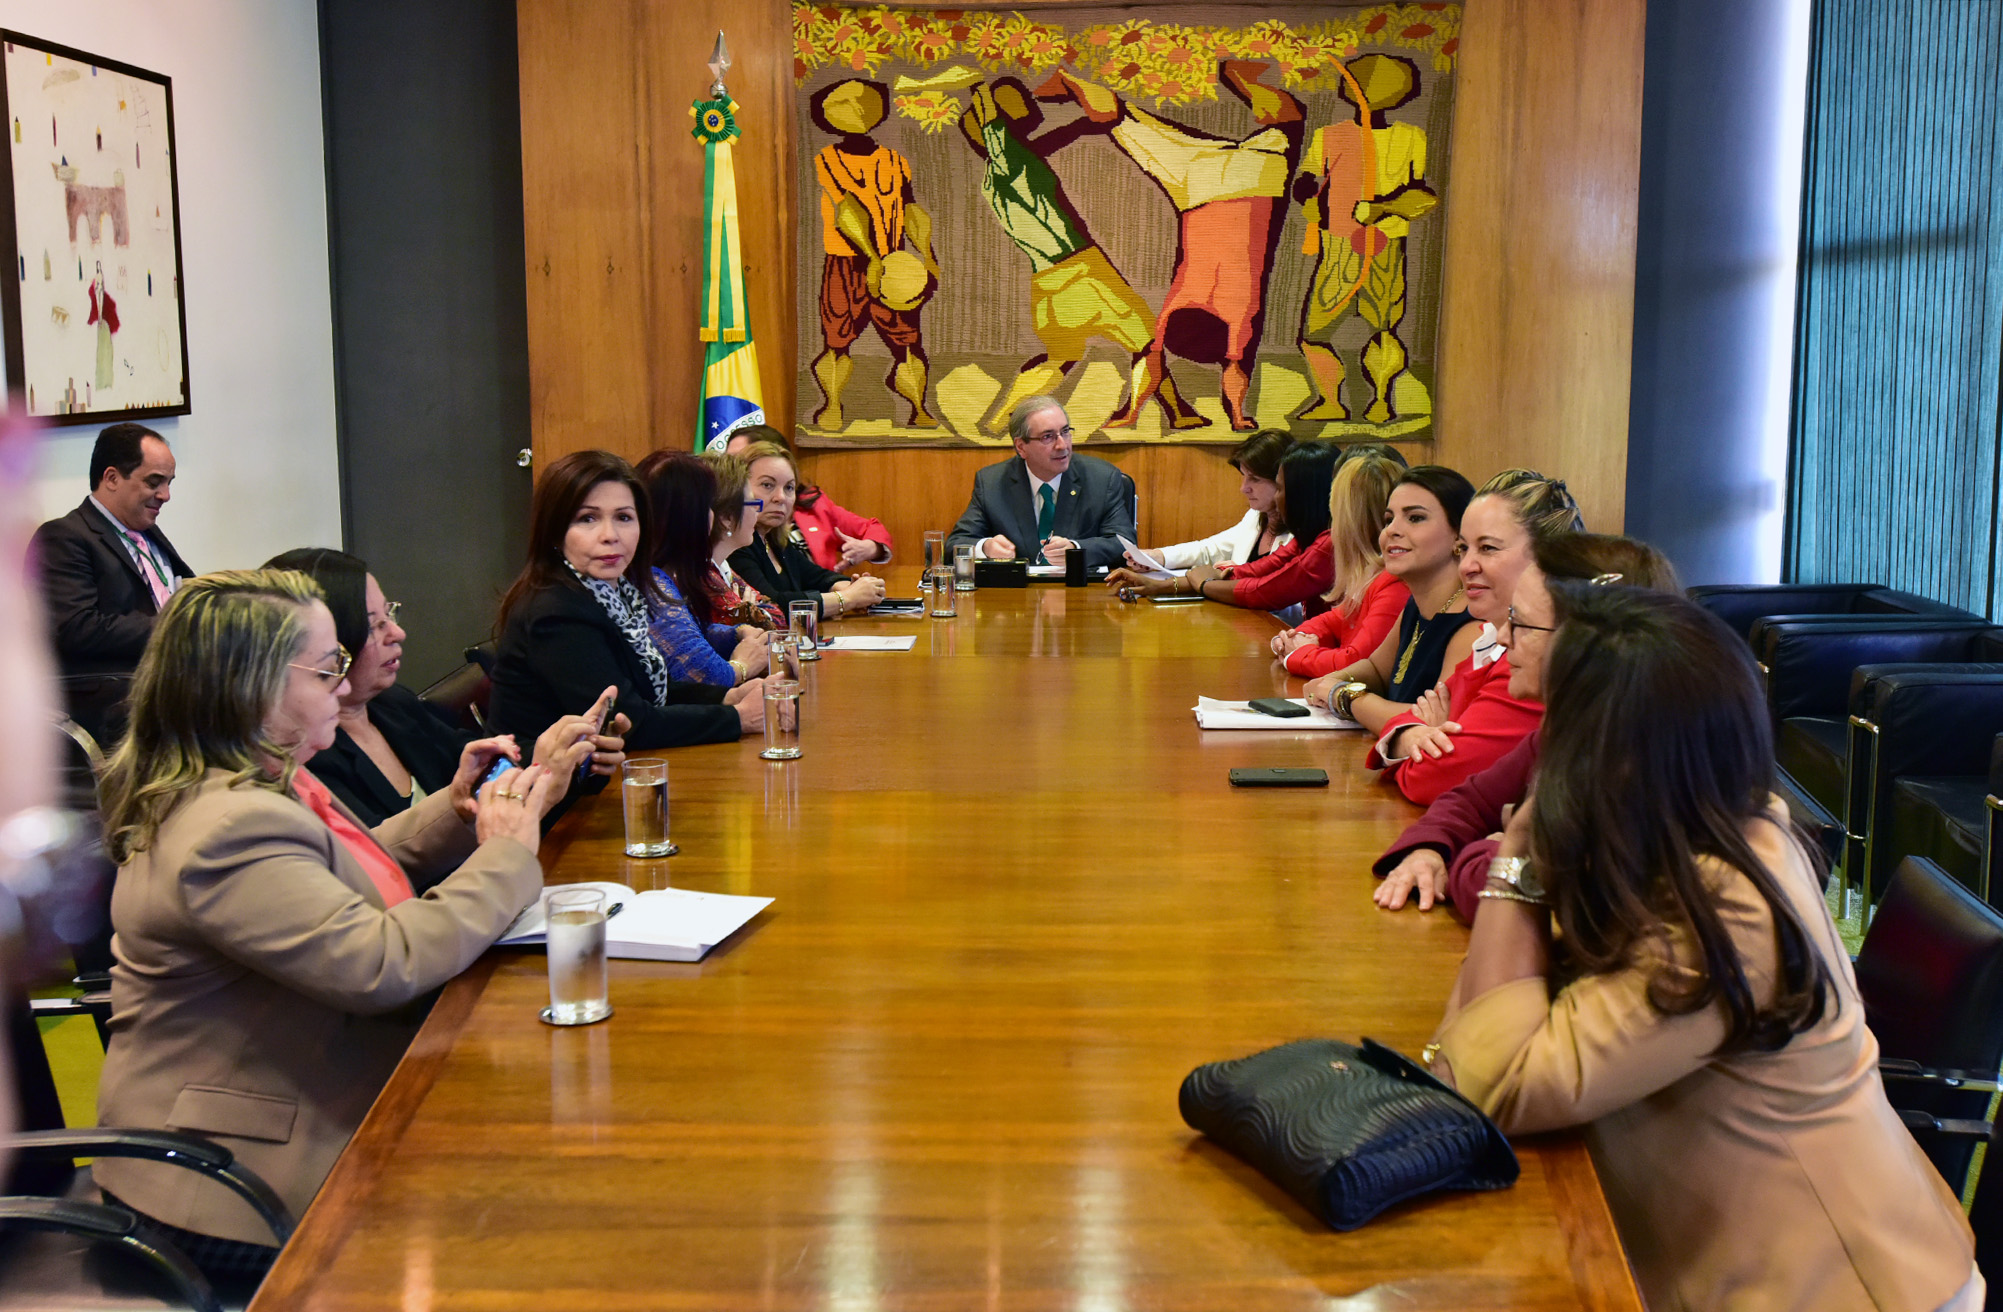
[1178,1037,1519,1230]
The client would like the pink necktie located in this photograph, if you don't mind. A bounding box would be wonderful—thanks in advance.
[122,526,172,607]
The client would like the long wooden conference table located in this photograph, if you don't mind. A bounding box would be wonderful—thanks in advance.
[251,574,1639,1310]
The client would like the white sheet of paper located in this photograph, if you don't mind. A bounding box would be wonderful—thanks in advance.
[816,635,918,652]
[1191,696,1361,731]
[1116,534,1177,579]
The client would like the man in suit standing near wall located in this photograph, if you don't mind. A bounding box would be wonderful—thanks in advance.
[948,396,1135,571]
[31,422,194,743]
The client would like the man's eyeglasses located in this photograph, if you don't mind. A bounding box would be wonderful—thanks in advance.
[1505,607,1554,635]
[368,601,402,639]
[290,644,353,685]
[1024,426,1075,445]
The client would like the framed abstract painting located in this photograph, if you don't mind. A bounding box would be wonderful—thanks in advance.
[0,31,190,424]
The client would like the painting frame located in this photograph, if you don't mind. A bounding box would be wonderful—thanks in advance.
[0,30,191,425]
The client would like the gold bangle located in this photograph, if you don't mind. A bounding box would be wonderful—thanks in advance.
[726,659,746,685]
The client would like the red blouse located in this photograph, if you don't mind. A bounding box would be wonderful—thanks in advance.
[1281,571,1410,678]
[1219,530,1333,615]
[792,490,893,573]
[1367,648,1542,806]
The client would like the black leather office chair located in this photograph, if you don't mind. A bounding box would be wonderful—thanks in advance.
[463,641,497,675]
[1,991,294,1312]
[418,659,491,734]
[1693,583,1982,646]
[1856,857,2003,1291]
[1847,666,2003,908]
[1746,620,2002,891]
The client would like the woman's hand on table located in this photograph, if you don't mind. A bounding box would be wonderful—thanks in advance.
[1375,848,1450,911]
[1271,628,1317,657]
[729,631,771,679]
[474,763,552,854]
[837,574,886,611]
[1105,567,1174,601]
[1302,674,1337,709]
[726,679,766,734]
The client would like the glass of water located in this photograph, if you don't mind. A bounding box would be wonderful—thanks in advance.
[765,628,801,681]
[761,678,803,759]
[954,543,976,592]
[921,530,946,589]
[543,887,611,1026]
[789,599,820,661]
[621,758,674,857]
[928,565,958,616]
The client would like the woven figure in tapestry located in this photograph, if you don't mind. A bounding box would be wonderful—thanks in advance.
[1037,61,1305,432]
[1291,55,1439,424]
[809,79,944,430]
[957,78,1205,438]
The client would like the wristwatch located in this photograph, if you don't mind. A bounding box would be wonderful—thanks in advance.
[1486,855,1547,901]
[1331,680,1369,720]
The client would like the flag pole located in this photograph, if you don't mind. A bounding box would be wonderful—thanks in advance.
[692,30,767,452]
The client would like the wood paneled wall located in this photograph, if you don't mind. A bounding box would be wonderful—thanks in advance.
[518,0,1645,549]
[1433,0,1647,531]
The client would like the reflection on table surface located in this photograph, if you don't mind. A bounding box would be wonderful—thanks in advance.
[251,574,1638,1312]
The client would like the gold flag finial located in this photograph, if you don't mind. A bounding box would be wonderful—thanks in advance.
[707,31,731,99]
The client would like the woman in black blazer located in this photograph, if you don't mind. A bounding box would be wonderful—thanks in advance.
[266,547,620,833]
[725,440,886,619]
[487,451,763,753]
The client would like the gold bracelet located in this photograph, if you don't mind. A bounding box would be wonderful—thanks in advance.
[1476,887,1549,907]
[726,659,746,685]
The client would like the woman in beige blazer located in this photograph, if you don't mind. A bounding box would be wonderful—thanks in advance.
[92,570,583,1273]
[1432,585,1978,1312]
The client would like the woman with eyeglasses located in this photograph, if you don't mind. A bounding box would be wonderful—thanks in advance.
[1358,470,1581,805]
[487,451,765,756]
[723,424,893,571]
[92,569,568,1280]
[1372,534,1679,914]
[1427,584,1977,1311]
[727,439,887,621]
[264,548,625,832]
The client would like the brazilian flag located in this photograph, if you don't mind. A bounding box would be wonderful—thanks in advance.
[691,94,766,452]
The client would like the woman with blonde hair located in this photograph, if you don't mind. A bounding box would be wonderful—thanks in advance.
[728,438,887,620]
[93,569,567,1278]
[1361,468,1583,805]
[1270,448,1409,677]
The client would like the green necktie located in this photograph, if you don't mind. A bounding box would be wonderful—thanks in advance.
[1035,483,1056,564]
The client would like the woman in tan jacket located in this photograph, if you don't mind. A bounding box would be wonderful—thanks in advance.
[1432,585,1978,1311]
[92,570,578,1277]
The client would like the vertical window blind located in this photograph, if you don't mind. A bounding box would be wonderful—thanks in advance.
[1789,0,2003,614]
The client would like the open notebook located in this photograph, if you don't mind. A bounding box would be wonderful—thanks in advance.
[498,882,773,962]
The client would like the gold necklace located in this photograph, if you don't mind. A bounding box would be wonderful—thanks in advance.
[1392,586,1465,686]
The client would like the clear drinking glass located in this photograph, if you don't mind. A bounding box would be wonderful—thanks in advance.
[921,530,946,589]
[788,599,820,661]
[765,628,801,681]
[928,565,958,616]
[761,678,803,759]
[621,758,674,857]
[543,887,611,1026]
[953,543,976,592]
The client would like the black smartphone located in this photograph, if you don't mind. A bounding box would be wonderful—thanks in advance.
[1248,697,1310,718]
[1228,767,1330,788]
[577,701,612,780]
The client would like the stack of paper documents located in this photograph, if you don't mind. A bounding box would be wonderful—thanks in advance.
[1192,696,1360,730]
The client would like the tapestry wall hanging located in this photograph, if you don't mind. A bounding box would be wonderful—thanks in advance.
[793,3,1458,449]
[0,31,190,424]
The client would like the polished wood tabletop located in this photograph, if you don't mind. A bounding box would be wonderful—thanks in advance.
[252,574,1638,1311]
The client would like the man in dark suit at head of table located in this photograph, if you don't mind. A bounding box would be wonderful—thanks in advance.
[30,422,195,745]
[946,395,1136,572]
